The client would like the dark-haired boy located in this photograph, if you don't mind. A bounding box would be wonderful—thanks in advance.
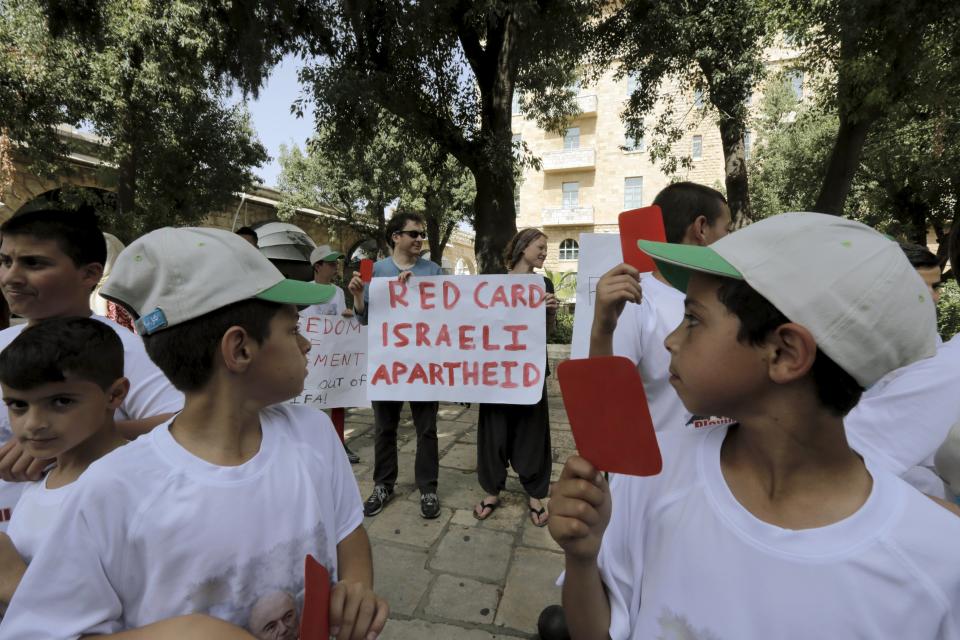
[348,212,443,519]
[0,209,182,530]
[551,213,960,638]
[0,317,128,608]
[592,181,732,433]
[0,228,387,638]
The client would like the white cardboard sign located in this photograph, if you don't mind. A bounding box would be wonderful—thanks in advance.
[570,233,624,359]
[367,274,547,404]
[292,313,371,409]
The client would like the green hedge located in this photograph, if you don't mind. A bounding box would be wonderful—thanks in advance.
[939,280,960,341]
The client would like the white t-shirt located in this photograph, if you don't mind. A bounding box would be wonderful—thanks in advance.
[595,426,960,639]
[611,273,732,432]
[6,474,77,564]
[300,287,346,317]
[0,315,183,532]
[0,404,362,638]
[846,334,960,497]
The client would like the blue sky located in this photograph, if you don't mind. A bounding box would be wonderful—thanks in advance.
[240,55,315,188]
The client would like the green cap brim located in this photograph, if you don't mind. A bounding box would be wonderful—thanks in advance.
[637,240,743,292]
[320,252,343,262]
[256,280,336,305]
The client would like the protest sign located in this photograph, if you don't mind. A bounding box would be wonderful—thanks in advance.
[367,274,547,404]
[570,233,623,359]
[292,313,371,409]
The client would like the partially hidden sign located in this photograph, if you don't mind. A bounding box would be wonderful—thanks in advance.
[367,274,547,404]
[292,313,371,409]
[299,555,330,640]
[618,205,666,273]
[558,356,662,476]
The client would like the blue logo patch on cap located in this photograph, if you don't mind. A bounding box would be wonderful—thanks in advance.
[135,308,168,335]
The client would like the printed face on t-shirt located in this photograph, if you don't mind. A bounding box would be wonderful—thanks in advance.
[245,305,312,406]
[664,272,768,419]
[2,377,123,460]
[247,590,300,640]
[0,235,101,320]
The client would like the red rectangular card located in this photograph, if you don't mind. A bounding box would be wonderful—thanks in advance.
[618,205,666,273]
[360,259,374,283]
[300,555,331,640]
[557,356,662,476]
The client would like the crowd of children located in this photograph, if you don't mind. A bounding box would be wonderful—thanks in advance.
[0,186,956,639]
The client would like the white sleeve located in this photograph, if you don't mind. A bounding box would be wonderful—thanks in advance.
[611,302,643,364]
[845,342,960,476]
[322,411,364,542]
[0,490,124,639]
[335,288,347,315]
[116,342,184,422]
[596,476,644,640]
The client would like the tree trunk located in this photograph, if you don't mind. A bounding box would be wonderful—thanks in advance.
[717,115,750,223]
[473,169,517,274]
[425,210,444,267]
[116,150,137,234]
[813,115,872,215]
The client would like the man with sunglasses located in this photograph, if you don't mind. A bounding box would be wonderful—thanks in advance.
[349,212,444,519]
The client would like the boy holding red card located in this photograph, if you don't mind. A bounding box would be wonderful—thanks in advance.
[550,213,960,638]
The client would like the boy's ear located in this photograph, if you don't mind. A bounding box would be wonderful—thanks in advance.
[765,323,817,384]
[220,326,256,374]
[106,377,130,410]
[685,215,710,247]
[80,262,104,290]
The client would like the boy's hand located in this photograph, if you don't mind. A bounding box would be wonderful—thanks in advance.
[548,456,612,563]
[397,270,412,283]
[347,274,364,297]
[591,264,642,338]
[329,580,389,640]
[0,440,48,482]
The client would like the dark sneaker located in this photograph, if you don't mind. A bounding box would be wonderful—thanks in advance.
[344,443,360,464]
[363,485,393,517]
[420,492,441,519]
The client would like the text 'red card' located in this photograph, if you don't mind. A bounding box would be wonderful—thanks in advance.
[360,259,374,283]
[300,555,331,640]
[557,356,662,476]
[618,205,666,273]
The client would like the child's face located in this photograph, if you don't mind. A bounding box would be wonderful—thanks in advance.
[2,377,123,460]
[664,273,768,418]
[0,235,101,320]
[246,305,311,405]
[521,236,548,269]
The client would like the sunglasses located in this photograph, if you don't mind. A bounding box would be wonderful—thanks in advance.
[395,230,427,239]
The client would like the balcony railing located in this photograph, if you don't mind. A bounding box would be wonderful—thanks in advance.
[541,206,595,226]
[541,147,596,173]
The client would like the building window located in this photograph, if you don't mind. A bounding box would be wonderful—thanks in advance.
[559,238,579,261]
[624,177,643,210]
[562,182,579,209]
[692,135,703,160]
[624,132,645,152]
[743,130,753,161]
[564,127,580,150]
[693,88,705,109]
[512,93,521,115]
[786,70,803,100]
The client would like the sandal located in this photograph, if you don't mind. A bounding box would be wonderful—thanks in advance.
[529,500,549,527]
[473,499,500,520]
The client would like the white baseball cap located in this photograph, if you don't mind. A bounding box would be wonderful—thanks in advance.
[309,244,344,264]
[102,227,336,335]
[638,211,937,388]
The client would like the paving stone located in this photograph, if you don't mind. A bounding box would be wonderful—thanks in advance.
[552,448,578,464]
[366,497,451,548]
[494,547,564,632]
[520,510,561,552]
[408,466,483,511]
[440,443,477,471]
[372,544,432,616]
[380,619,516,640]
[429,525,514,582]
[450,508,479,528]
[459,430,478,444]
[424,574,501,625]
[550,430,576,450]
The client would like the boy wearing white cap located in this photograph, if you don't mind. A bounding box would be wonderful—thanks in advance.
[0,228,388,639]
[550,212,960,639]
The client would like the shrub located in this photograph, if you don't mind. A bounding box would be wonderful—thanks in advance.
[549,305,574,344]
[938,280,960,340]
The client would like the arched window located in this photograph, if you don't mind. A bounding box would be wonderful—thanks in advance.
[455,258,470,275]
[559,238,579,261]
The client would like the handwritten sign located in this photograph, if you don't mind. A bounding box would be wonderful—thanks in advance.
[570,233,624,359]
[367,274,547,404]
[292,314,371,409]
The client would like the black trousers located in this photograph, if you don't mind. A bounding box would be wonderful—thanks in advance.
[476,387,551,499]
[372,400,439,494]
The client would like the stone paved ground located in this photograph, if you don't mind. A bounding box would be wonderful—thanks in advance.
[344,347,573,640]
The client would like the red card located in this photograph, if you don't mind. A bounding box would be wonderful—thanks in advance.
[618,205,666,273]
[300,555,331,640]
[557,356,662,476]
[360,259,374,283]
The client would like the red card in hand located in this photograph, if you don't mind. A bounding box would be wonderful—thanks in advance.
[557,356,662,476]
[618,205,666,273]
[360,259,374,283]
[300,555,331,640]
